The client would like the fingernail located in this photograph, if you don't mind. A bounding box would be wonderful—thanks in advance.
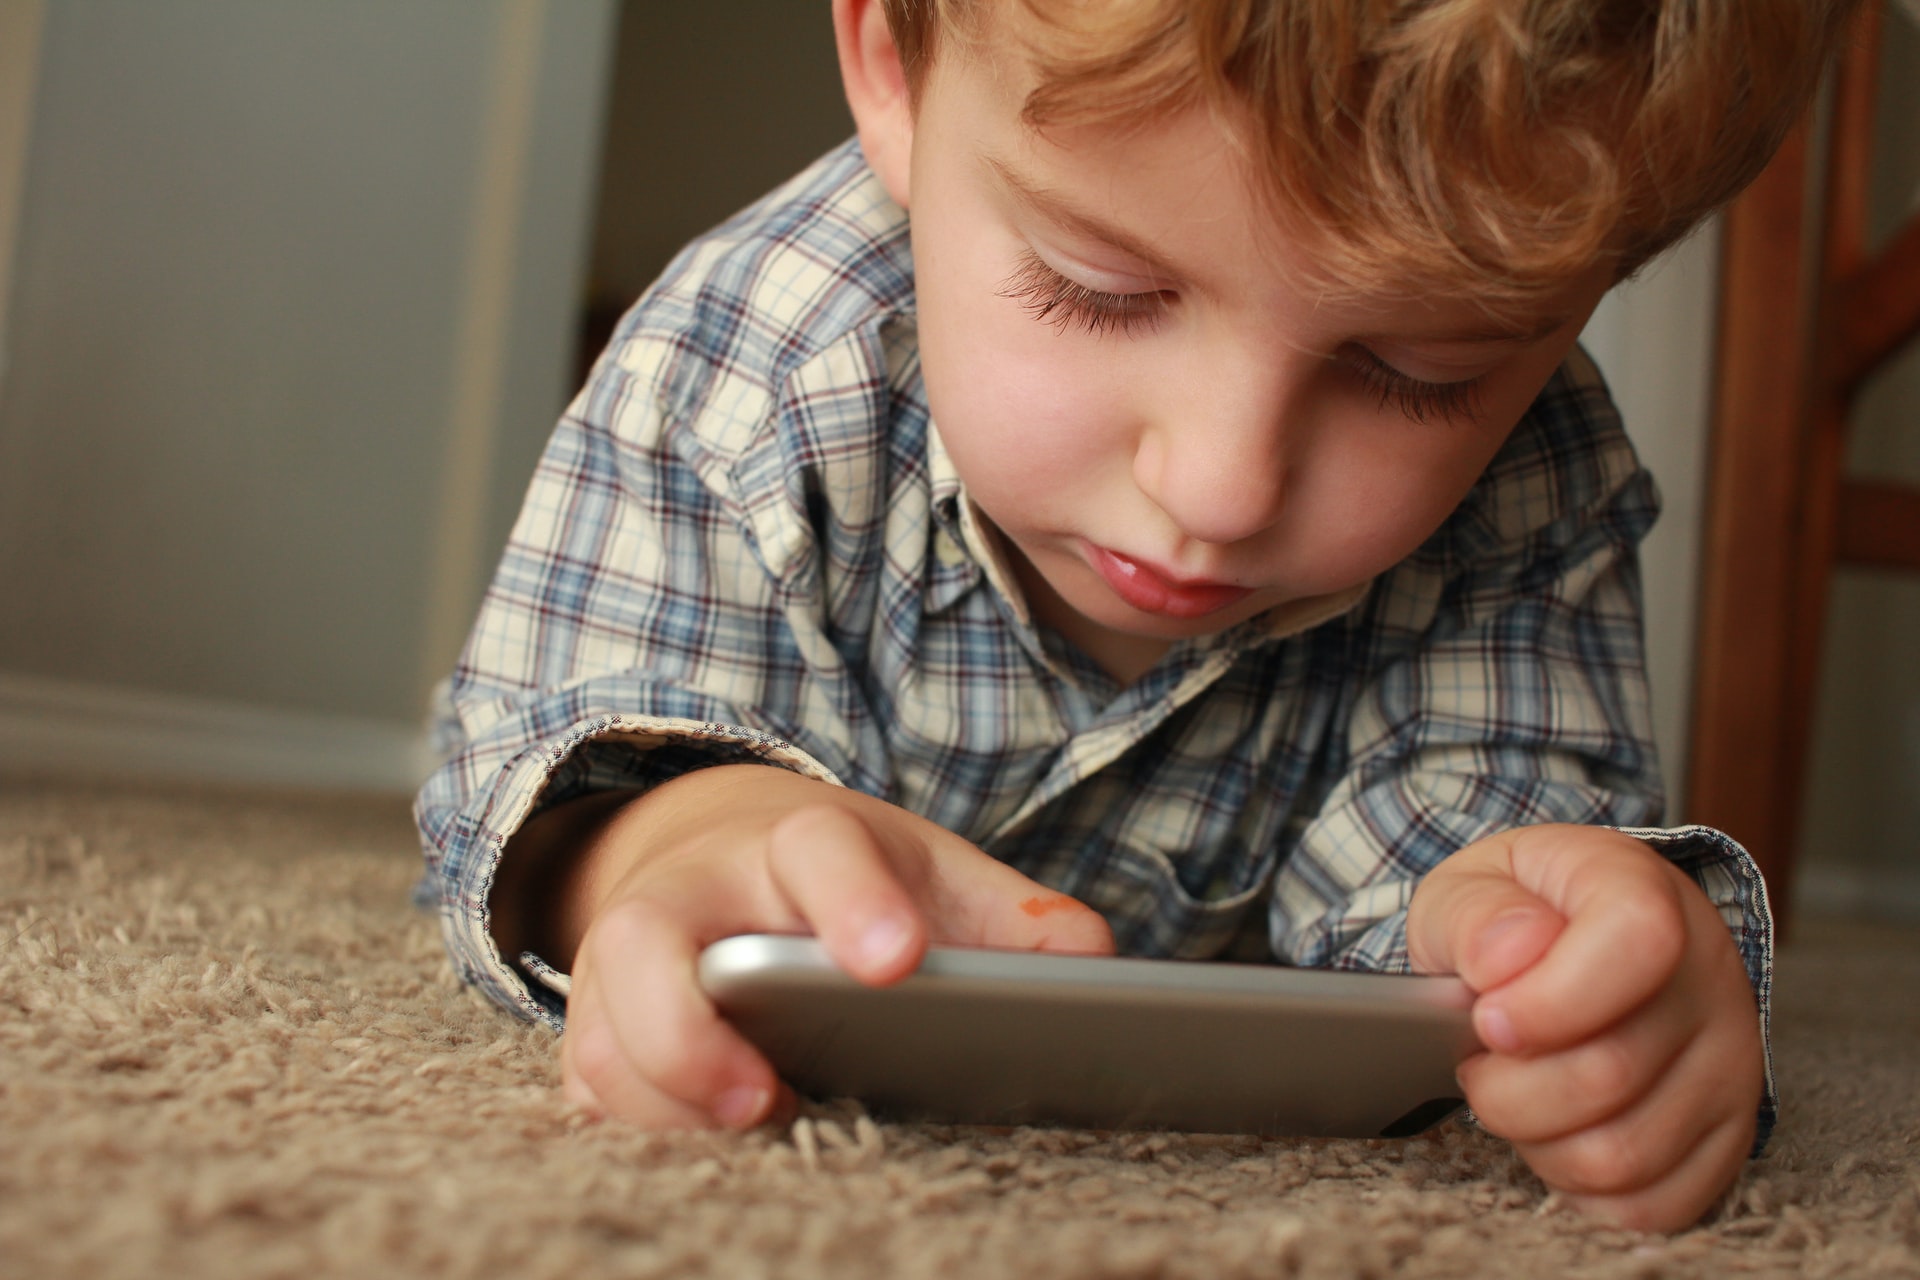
[1477,1002,1520,1053]
[861,917,913,968]
[715,1085,770,1129]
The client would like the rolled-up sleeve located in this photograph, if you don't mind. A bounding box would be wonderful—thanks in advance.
[414,333,873,1027]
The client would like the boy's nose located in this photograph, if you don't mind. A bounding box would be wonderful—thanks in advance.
[1132,373,1293,547]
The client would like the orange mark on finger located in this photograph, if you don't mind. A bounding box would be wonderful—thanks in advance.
[1019,895,1077,918]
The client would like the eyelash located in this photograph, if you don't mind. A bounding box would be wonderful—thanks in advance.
[1343,348,1486,427]
[998,250,1168,336]
[997,250,1486,425]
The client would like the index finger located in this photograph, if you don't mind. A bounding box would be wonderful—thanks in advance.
[893,820,1115,956]
[765,800,1116,968]
[746,782,1116,958]
[765,802,931,986]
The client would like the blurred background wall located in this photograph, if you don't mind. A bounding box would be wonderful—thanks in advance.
[0,0,1912,921]
[583,4,848,344]
[0,0,619,787]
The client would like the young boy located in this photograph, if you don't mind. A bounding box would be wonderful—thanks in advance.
[416,0,1857,1233]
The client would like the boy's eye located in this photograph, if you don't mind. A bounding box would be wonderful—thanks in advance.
[1341,346,1486,426]
[998,250,1169,337]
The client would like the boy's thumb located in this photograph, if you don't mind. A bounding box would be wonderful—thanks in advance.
[1408,868,1564,994]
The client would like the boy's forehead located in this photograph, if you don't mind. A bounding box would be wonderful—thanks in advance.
[942,25,1609,323]
[945,56,1600,342]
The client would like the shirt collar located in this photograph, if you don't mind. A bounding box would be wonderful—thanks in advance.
[1253,579,1372,642]
[925,419,1036,626]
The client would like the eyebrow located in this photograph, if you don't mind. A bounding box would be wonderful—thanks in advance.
[986,154,1184,280]
[987,153,1574,345]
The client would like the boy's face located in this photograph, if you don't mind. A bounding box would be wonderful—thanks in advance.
[894,30,1613,680]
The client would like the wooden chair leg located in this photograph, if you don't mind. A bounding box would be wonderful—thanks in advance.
[1687,123,1821,933]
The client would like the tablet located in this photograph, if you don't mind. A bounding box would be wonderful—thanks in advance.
[698,934,1480,1138]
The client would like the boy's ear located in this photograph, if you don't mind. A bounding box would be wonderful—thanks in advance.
[833,0,914,210]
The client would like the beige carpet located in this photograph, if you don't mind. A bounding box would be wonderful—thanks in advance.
[3,779,1917,1280]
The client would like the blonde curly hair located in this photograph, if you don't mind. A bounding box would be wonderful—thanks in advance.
[881,0,1860,305]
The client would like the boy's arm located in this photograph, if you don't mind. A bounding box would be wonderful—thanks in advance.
[482,786,634,977]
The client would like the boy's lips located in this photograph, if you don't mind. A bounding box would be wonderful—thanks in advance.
[1087,545,1253,619]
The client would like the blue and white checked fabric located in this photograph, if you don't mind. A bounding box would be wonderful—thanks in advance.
[414,139,1777,1142]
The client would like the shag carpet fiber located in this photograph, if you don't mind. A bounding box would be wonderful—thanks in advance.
[3,779,1917,1278]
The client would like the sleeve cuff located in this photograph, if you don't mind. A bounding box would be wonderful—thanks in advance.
[437,714,843,1031]
[1612,823,1779,1155]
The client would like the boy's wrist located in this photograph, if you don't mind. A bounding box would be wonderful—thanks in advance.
[488,787,640,973]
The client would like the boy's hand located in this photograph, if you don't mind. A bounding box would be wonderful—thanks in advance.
[531,765,1114,1131]
[1407,825,1763,1233]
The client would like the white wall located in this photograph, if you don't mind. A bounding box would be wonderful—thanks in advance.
[0,1,615,791]
[586,4,850,314]
[1579,224,1721,820]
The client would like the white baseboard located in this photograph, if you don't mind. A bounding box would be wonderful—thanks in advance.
[0,670,438,795]
[8,666,1911,914]
[1792,862,1920,926]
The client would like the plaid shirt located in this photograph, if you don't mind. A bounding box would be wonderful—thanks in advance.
[414,140,1776,1141]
